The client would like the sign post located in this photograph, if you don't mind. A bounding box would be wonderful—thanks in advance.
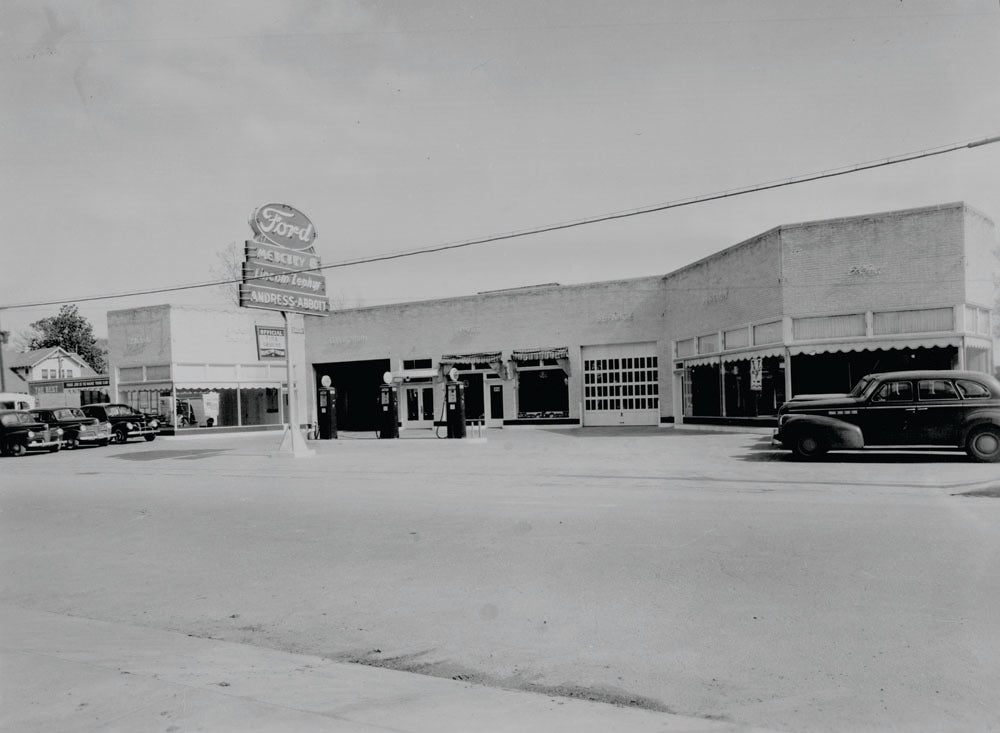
[239,203,329,457]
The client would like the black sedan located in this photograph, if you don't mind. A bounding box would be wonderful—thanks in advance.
[29,407,112,448]
[0,410,63,456]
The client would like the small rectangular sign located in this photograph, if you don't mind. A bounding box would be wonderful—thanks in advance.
[64,378,110,389]
[256,326,286,360]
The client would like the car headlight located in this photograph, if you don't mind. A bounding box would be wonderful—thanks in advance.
[103,422,111,430]
[126,422,134,430]
[56,428,64,435]
[27,430,35,438]
[150,419,159,429]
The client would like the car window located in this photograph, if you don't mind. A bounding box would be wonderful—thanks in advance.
[54,408,81,419]
[917,380,959,401]
[105,405,126,417]
[871,381,913,403]
[0,414,16,427]
[956,380,992,399]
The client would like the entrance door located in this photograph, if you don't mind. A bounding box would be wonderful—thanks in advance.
[582,343,660,426]
[402,385,435,429]
[458,373,485,421]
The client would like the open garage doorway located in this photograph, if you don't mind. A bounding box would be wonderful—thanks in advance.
[313,358,391,432]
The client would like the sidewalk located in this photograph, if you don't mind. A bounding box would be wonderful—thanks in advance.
[2,605,776,733]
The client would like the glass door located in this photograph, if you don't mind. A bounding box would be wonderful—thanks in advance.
[403,384,435,429]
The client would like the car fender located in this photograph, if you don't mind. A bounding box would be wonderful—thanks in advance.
[958,409,1000,445]
[780,414,865,449]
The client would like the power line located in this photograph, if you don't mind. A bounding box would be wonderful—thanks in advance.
[2,133,999,312]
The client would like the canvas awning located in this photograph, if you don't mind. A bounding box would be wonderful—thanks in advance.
[174,381,282,390]
[439,352,505,376]
[510,347,570,376]
[510,347,569,361]
[788,337,961,356]
[680,355,721,367]
[721,347,785,363]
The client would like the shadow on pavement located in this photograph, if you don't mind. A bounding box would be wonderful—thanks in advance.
[111,449,232,461]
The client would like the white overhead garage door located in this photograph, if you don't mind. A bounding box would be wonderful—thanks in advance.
[582,342,660,426]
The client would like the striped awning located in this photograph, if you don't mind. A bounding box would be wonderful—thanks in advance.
[439,351,502,365]
[511,347,569,361]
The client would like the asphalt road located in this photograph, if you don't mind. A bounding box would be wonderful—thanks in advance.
[2,427,998,732]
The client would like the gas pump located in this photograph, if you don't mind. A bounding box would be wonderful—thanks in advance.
[317,375,337,439]
[378,376,399,439]
[445,368,466,439]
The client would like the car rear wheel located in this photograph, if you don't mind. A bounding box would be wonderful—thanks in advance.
[790,432,828,460]
[966,426,1000,462]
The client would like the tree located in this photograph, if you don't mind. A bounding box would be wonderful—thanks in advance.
[27,305,107,373]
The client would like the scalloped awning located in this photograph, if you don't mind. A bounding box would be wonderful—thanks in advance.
[510,347,569,361]
[788,337,960,356]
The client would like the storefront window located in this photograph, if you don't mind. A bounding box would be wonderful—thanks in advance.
[516,359,569,418]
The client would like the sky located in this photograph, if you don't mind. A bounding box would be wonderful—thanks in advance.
[2,0,999,341]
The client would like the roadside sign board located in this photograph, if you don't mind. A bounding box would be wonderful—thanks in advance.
[239,204,329,317]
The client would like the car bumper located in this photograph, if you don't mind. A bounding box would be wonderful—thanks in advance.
[128,427,157,437]
[76,428,112,444]
[27,437,61,450]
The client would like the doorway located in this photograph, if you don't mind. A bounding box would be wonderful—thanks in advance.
[403,384,435,429]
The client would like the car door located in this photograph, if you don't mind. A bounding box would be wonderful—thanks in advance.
[909,378,963,445]
[857,379,916,445]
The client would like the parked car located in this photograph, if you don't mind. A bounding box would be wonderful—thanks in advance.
[0,410,63,456]
[29,407,112,448]
[774,370,1000,462]
[80,403,158,444]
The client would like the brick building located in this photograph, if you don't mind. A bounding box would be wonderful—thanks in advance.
[304,202,997,430]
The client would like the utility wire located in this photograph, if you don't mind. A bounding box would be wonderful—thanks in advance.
[2,133,999,311]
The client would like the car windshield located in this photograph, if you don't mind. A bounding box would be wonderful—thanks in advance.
[55,408,85,419]
[849,376,879,398]
[0,413,18,427]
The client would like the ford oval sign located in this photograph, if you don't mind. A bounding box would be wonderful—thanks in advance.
[249,203,317,251]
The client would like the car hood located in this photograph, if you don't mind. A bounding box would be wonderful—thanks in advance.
[783,396,865,411]
[787,392,851,402]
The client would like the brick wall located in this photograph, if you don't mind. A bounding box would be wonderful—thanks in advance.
[661,228,784,343]
[781,203,967,317]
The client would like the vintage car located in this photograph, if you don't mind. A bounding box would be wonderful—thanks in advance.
[0,410,63,456]
[80,403,159,444]
[29,407,112,448]
[774,370,1000,462]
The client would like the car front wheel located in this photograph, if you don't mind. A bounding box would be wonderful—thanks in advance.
[113,429,128,444]
[966,426,1000,462]
[790,432,828,460]
[144,434,156,442]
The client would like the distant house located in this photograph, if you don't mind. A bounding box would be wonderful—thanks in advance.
[2,347,98,383]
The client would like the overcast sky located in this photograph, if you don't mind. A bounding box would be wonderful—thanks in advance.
[2,0,999,340]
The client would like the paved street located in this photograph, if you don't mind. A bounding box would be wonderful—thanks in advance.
[2,426,999,732]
